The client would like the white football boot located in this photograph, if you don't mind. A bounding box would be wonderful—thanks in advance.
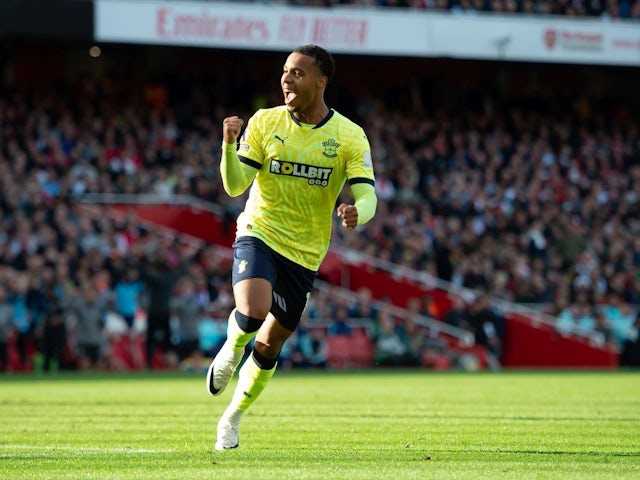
[206,345,244,396]
[215,414,240,450]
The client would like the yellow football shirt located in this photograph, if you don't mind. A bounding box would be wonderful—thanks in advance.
[234,106,375,271]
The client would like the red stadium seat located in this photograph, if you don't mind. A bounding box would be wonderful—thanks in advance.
[326,335,352,370]
[349,331,374,368]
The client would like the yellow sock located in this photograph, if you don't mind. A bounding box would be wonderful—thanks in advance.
[230,352,277,411]
[226,309,259,353]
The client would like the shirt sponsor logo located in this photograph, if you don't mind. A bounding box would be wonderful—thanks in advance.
[270,159,333,187]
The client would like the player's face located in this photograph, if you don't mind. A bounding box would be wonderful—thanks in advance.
[281,52,326,115]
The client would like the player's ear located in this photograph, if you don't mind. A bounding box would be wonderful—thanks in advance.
[317,75,327,90]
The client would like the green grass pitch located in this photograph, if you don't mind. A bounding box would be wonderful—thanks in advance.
[1,370,639,479]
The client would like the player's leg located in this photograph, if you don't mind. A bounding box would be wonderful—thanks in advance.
[230,313,293,409]
[215,314,292,450]
[206,237,276,396]
[207,277,271,396]
[215,251,316,450]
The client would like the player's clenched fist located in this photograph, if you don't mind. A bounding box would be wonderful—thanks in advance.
[223,116,244,144]
[337,203,358,229]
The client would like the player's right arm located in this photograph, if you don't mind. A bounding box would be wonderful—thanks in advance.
[220,115,258,197]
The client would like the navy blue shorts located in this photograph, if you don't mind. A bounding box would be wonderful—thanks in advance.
[232,236,317,331]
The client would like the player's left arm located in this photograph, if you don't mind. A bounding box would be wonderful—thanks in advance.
[336,182,377,228]
[337,130,377,228]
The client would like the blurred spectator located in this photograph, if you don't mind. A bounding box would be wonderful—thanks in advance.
[373,308,415,366]
[600,294,637,349]
[404,311,452,369]
[113,265,144,330]
[556,303,585,336]
[348,286,379,320]
[198,315,228,359]
[207,282,234,318]
[0,284,13,372]
[327,303,353,336]
[10,274,33,369]
[275,330,297,370]
[417,293,441,319]
[292,327,329,369]
[592,310,618,351]
[444,294,472,331]
[403,295,452,367]
[306,288,334,321]
[199,244,232,305]
[41,286,68,372]
[620,312,640,366]
[61,281,112,371]
[171,276,206,366]
[468,293,505,369]
[138,243,192,369]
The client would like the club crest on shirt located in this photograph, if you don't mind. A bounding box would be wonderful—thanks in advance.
[321,139,340,158]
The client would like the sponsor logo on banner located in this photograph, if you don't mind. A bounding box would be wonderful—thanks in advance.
[278,15,307,44]
[153,8,368,47]
[543,28,603,51]
[156,7,270,41]
[544,28,556,49]
[312,17,369,47]
[612,38,640,50]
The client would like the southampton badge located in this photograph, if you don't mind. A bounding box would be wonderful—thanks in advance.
[322,139,340,158]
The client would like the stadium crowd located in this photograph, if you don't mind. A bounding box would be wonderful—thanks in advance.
[276,0,640,20]
[0,51,639,372]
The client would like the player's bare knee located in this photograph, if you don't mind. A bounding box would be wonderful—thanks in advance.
[254,340,280,360]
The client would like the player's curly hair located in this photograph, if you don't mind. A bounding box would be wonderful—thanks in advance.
[294,45,335,83]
